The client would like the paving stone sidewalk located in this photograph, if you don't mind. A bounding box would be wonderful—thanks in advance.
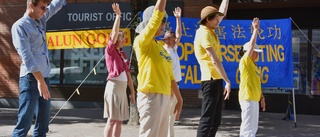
[1,107,320,137]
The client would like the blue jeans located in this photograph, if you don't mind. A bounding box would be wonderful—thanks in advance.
[12,73,50,137]
[197,79,223,137]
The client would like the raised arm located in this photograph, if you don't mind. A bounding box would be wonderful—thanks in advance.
[218,0,229,23]
[134,0,167,49]
[45,0,66,21]
[154,0,167,12]
[174,7,182,44]
[246,17,260,58]
[110,3,121,42]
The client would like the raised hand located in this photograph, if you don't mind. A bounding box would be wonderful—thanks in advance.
[173,7,181,18]
[112,3,121,15]
[252,17,260,30]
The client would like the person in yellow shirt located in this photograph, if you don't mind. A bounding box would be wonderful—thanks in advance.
[238,17,266,137]
[194,0,231,136]
[133,0,183,136]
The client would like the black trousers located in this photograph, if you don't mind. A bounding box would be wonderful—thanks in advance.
[197,79,224,137]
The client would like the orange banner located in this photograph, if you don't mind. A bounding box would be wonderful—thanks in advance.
[46,28,131,50]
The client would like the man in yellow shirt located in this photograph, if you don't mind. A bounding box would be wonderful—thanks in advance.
[193,0,231,136]
[134,0,183,136]
[238,17,266,137]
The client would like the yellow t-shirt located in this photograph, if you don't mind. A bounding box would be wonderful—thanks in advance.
[194,25,222,80]
[133,10,174,95]
[238,54,262,102]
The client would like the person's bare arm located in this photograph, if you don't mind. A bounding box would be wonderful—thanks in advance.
[260,93,266,111]
[218,0,229,24]
[246,17,260,58]
[171,80,183,120]
[126,71,135,104]
[174,7,182,44]
[32,71,50,100]
[206,47,231,100]
[110,3,121,42]
[154,0,167,12]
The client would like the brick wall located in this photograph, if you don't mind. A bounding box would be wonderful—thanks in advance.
[180,89,202,107]
[183,0,214,18]
[0,1,26,98]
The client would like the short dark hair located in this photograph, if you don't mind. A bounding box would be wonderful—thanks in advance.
[27,0,50,6]
[200,13,217,25]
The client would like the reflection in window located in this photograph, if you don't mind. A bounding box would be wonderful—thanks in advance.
[63,48,107,85]
[311,29,320,95]
[292,29,308,95]
[49,50,61,84]
[48,46,133,86]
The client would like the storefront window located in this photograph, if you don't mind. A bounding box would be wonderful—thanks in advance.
[49,46,133,86]
[49,48,108,85]
[63,48,107,85]
[292,29,308,94]
[49,50,61,84]
[311,29,320,95]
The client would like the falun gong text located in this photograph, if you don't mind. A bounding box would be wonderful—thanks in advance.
[176,43,286,88]
[168,17,293,89]
[46,28,132,49]
[45,28,132,81]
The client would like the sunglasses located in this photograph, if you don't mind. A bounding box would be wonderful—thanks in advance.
[40,6,48,11]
